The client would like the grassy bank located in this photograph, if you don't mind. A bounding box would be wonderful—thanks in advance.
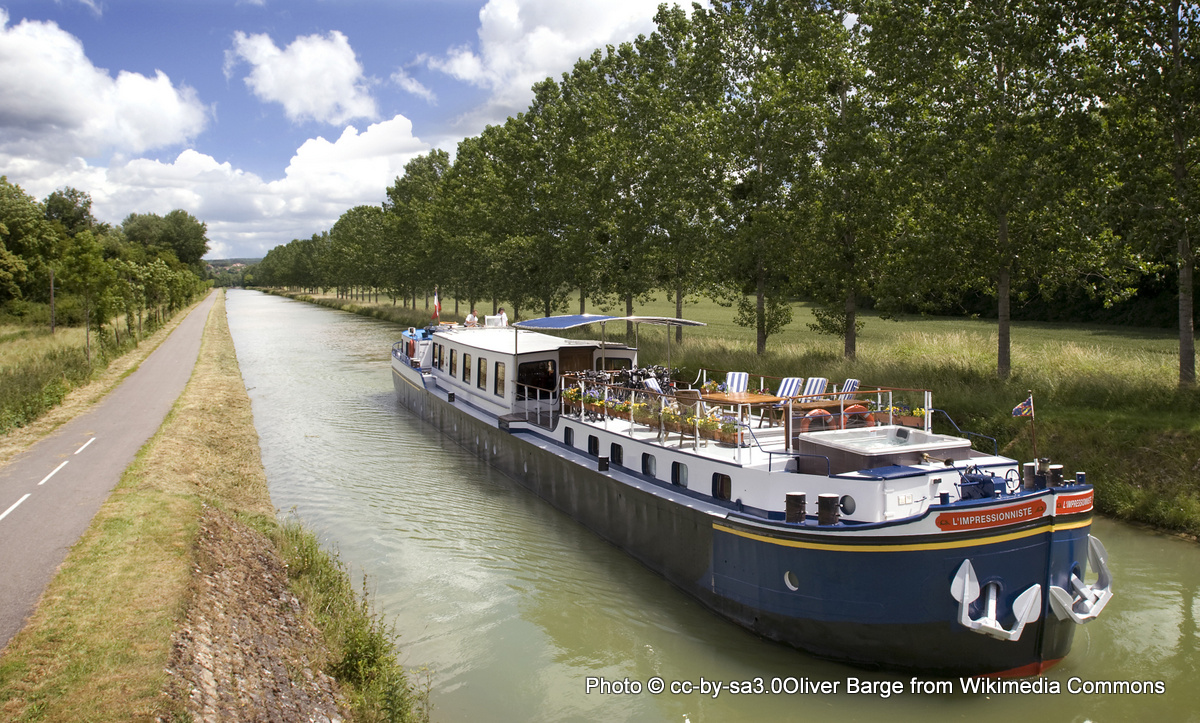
[266,288,1200,538]
[0,290,428,722]
[0,305,200,437]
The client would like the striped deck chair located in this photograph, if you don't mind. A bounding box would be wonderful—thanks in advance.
[837,378,860,399]
[643,377,664,395]
[760,376,804,427]
[725,371,749,393]
[801,377,828,399]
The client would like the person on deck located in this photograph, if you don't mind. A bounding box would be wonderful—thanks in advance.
[498,308,509,326]
[465,309,478,327]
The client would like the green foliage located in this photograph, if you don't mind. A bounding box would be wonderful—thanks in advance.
[0,345,91,433]
[807,304,864,339]
[271,516,429,723]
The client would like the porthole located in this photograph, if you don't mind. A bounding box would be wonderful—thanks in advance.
[840,495,857,515]
[564,427,574,447]
[784,571,800,591]
[610,443,623,467]
[588,435,600,457]
[642,453,657,478]
[671,461,688,488]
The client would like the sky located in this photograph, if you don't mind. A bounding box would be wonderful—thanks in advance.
[0,0,679,259]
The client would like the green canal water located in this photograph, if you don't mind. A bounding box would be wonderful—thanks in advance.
[226,289,1199,723]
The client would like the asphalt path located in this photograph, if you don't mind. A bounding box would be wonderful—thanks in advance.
[0,290,217,651]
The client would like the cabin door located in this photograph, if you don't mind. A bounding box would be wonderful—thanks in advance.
[559,348,594,373]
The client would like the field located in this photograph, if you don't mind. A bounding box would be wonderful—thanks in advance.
[280,289,1200,536]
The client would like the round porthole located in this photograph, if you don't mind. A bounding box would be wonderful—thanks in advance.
[784,571,800,591]
[840,495,856,515]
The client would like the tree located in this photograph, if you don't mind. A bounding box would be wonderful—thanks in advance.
[857,0,1129,378]
[384,150,451,305]
[698,0,843,354]
[1086,0,1198,386]
[44,187,99,237]
[161,209,210,269]
[60,231,115,362]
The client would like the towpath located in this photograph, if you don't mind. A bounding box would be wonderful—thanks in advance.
[0,290,217,651]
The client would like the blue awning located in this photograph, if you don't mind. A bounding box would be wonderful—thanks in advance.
[512,314,619,330]
[512,314,706,331]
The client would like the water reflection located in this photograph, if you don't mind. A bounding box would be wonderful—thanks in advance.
[226,290,1199,723]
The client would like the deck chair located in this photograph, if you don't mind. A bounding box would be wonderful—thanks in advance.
[800,377,828,399]
[644,377,664,396]
[837,378,860,399]
[673,389,708,447]
[725,371,749,393]
[760,377,804,427]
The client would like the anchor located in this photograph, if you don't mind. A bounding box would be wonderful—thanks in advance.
[1049,535,1113,624]
[950,559,1042,641]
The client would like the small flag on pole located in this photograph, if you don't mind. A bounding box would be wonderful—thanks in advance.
[1012,395,1034,418]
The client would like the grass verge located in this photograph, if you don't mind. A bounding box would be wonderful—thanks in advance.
[0,297,208,467]
[0,289,428,722]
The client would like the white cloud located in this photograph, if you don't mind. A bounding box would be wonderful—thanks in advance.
[0,10,207,160]
[226,30,377,125]
[391,67,436,104]
[4,115,430,258]
[428,0,672,130]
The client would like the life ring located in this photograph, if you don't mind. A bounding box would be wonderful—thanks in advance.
[799,408,833,433]
[843,404,875,429]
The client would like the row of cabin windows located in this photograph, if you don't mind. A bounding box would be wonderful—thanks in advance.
[433,343,505,398]
[562,426,733,501]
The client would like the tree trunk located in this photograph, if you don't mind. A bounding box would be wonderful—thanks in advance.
[579,289,586,315]
[625,294,634,340]
[755,267,767,355]
[844,288,857,360]
[675,285,684,344]
[1179,230,1195,386]
[997,264,1012,380]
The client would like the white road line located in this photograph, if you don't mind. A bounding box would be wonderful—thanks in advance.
[0,494,32,523]
[38,460,69,486]
[75,437,95,455]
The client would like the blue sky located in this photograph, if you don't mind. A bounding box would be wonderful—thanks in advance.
[0,0,675,258]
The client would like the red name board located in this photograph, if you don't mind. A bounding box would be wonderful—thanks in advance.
[1055,491,1094,515]
[936,500,1047,532]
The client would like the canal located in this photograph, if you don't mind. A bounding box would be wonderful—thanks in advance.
[226,289,1199,722]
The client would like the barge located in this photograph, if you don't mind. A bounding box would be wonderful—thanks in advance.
[391,314,1111,675]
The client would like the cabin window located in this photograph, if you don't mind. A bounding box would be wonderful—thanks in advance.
[672,462,688,488]
[434,344,443,370]
[642,453,657,478]
[712,473,732,501]
[610,443,623,467]
[517,360,557,401]
[494,362,506,397]
[462,353,471,382]
[477,357,488,390]
[587,435,599,457]
[450,349,457,376]
[564,427,574,447]
[595,356,632,371]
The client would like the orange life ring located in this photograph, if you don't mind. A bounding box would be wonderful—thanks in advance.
[843,404,875,429]
[799,408,833,433]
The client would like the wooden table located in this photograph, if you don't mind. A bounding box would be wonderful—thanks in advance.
[698,391,785,406]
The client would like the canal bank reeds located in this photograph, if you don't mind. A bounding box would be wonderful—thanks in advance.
[266,288,1200,538]
[0,290,428,722]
